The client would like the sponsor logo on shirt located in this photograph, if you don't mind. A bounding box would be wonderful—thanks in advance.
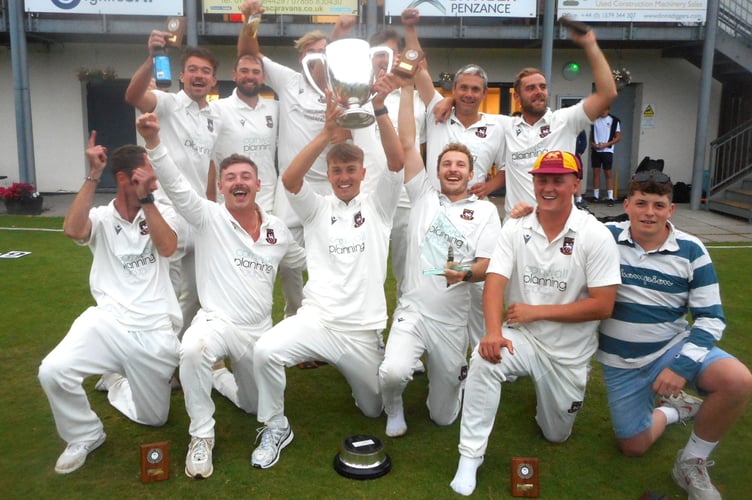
[523,265,568,292]
[120,249,157,274]
[511,147,548,162]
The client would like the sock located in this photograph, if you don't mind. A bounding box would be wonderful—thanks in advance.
[450,456,484,496]
[385,408,408,438]
[593,191,600,200]
[607,189,614,200]
[681,430,718,461]
[656,406,679,425]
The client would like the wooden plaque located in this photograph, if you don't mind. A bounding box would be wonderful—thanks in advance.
[510,457,539,497]
[164,17,187,48]
[140,441,169,483]
[392,48,424,79]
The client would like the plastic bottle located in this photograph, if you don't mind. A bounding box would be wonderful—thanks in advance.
[153,48,171,89]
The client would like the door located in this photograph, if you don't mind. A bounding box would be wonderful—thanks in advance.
[85,80,136,191]
[608,85,636,199]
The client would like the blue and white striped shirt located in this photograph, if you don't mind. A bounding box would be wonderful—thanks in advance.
[596,221,725,381]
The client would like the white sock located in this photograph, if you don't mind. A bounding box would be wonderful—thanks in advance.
[656,406,679,425]
[607,189,614,200]
[450,456,484,496]
[593,191,600,200]
[681,431,718,461]
[385,408,408,438]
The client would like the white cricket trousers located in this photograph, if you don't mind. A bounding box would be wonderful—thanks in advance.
[253,308,385,424]
[180,310,270,438]
[38,307,179,444]
[379,308,468,425]
[457,327,589,458]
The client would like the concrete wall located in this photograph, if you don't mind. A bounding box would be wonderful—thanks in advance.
[0,42,720,192]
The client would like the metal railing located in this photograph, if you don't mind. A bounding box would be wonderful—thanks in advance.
[719,0,752,44]
[707,119,752,200]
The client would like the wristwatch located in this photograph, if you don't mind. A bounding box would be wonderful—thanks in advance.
[138,193,155,205]
[462,270,473,282]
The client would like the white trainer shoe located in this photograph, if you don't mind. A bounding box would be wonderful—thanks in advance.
[658,391,703,424]
[54,432,106,474]
[251,425,293,469]
[671,449,721,500]
[185,437,214,479]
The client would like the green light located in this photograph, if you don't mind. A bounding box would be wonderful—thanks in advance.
[562,61,581,81]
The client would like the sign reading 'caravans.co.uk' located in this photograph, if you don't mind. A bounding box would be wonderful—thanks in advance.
[24,0,183,16]
[203,0,357,16]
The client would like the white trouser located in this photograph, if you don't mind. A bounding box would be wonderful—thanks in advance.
[180,310,271,438]
[390,206,410,298]
[457,327,589,458]
[253,308,385,424]
[278,225,304,318]
[467,282,486,350]
[38,307,179,444]
[379,308,468,426]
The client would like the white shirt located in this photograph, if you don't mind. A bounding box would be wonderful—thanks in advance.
[591,114,621,154]
[488,207,620,366]
[152,89,220,198]
[213,90,279,212]
[287,169,404,331]
[148,143,306,327]
[399,170,501,326]
[498,102,591,214]
[425,90,504,192]
[84,200,183,333]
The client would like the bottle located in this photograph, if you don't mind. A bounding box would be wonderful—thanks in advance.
[153,47,171,89]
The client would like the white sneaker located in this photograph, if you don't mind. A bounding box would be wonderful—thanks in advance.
[54,432,106,474]
[659,391,703,424]
[185,437,214,479]
[251,425,293,469]
[671,450,721,500]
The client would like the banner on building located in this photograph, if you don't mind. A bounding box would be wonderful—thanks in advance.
[203,0,357,16]
[557,0,706,24]
[384,0,536,18]
[25,0,183,16]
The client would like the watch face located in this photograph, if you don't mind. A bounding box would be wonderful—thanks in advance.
[147,448,163,464]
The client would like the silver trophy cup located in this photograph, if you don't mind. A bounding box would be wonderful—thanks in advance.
[302,38,393,129]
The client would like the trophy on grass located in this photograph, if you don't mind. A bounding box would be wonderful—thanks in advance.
[302,39,393,129]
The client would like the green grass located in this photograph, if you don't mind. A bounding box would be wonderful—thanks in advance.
[1,215,751,499]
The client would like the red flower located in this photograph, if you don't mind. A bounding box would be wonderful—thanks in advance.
[0,182,38,201]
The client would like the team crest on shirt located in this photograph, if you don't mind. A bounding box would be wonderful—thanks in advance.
[353,211,365,228]
[560,237,575,255]
[265,228,277,244]
[139,220,149,235]
[539,125,551,138]
[266,115,274,128]
[475,127,487,139]
[523,234,531,244]
[460,208,475,220]
[207,119,214,133]
[567,401,583,414]
[458,365,468,381]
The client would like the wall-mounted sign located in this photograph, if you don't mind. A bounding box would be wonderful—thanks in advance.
[557,0,706,24]
[203,0,357,16]
[385,0,536,18]
[25,0,183,16]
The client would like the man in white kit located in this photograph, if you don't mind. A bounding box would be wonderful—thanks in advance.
[378,84,501,438]
[450,151,621,496]
[212,54,278,212]
[250,79,405,469]
[38,132,184,474]
[126,35,222,335]
[238,1,366,319]
[137,113,305,479]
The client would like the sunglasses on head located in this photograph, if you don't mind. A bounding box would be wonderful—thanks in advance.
[632,171,671,183]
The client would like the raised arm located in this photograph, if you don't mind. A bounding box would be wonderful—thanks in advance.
[125,30,172,112]
[398,82,425,183]
[372,73,404,174]
[130,160,178,257]
[282,91,342,194]
[574,28,617,121]
[331,14,356,40]
[237,0,264,57]
[63,131,106,241]
[401,9,435,107]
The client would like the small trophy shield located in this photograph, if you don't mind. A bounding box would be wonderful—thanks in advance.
[510,457,539,497]
[392,48,424,79]
[164,17,187,48]
[140,441,169,483]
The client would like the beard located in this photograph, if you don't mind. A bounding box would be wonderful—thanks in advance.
[237,82,261,98]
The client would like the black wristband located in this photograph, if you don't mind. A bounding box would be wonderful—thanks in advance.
[138,193,155,205]
[373,107,388,117]
[462,270,473,282]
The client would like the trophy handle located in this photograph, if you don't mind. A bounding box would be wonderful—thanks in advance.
[302,53,327,98]
[368,46,393,101]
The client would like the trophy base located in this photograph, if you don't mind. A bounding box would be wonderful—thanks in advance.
[336,109,375,129]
